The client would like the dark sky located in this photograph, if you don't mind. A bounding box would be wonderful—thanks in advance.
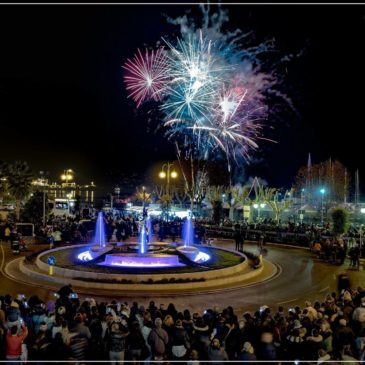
[0,4,364,191]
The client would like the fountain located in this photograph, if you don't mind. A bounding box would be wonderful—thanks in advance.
[92,212,106,249]
[182,210,194,247]
[77,209,210,268]
[139,221,148,254]
[178,210,209,263]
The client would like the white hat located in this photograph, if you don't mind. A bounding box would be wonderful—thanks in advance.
[293,320,302,329]
[243,342,254,353]
[339,318,347,326]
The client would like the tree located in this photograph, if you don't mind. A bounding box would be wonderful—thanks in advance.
[295,159,350,206]
[21,191,50,224]
[224,185,251,221]
[264,189,293,223]
[5,161,33,220]
[206,186,225,224]
[331,207,349,237]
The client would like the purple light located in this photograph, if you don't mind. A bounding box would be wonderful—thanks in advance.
[101,253,183,268]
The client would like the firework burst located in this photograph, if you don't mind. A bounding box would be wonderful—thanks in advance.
[123,48,169,107]
[123,6,293,167]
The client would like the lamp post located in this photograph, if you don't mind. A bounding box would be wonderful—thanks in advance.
[253,203,266,222]
[61,169,73,184]
[66,193,72,215]
[320,188,326,226]
[159,162,178,196]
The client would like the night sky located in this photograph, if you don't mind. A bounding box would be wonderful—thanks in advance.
[0,4,364,192]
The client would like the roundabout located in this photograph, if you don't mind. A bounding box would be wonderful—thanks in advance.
[1,239,364,314]
[8,242,277,293]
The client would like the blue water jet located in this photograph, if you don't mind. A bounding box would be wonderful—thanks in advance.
[139,222,148,254]
[182,210,194,247]
[93,212,106,248]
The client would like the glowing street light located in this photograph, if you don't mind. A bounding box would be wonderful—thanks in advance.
[61,169,74,183]
[253,203,266,222]
[320,188,326,226]
[159,162,178,196]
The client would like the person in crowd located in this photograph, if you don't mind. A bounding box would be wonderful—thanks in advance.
[207,337,228,364]
[238,341,257,363]
[106,318,129,362]
[148,317,169,361]
[5,322,28,362]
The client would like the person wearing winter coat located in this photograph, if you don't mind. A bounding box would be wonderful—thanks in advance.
[171,319,190,360]
[258,331,277,360]
[238,341,257,363]
[147,317,169,361]
[126,320,146,361]
[303,329,324,360]
[207,338,228,365]
[106,320,129,363]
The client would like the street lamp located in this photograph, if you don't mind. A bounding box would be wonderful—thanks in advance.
[253,203,266,222]
[320,188,326,226]
[66,193,72,215]
[159,162,178,196]
[61,169,74,184]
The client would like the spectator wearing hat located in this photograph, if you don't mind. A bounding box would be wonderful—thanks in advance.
[238,341,257,363]
[147,317,169,361]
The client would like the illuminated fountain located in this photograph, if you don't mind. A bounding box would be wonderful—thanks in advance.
[178,210,209,263]
[93,211,106,248]
[139,222,148,254]
[78,210,210,268]
[182,210,194,247]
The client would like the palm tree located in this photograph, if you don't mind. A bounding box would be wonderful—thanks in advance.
[6,161,33,221]
[206,186,225,224]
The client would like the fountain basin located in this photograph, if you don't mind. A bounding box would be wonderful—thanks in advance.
[177,246,211,263]
[99,253,184,268]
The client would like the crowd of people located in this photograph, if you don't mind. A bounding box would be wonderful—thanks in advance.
[0,282,364,363]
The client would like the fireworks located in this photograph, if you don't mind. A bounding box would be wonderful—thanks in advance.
[123,48,169,107]
[123,6,290,166]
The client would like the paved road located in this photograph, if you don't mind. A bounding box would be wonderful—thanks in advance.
[1,239,364,316]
